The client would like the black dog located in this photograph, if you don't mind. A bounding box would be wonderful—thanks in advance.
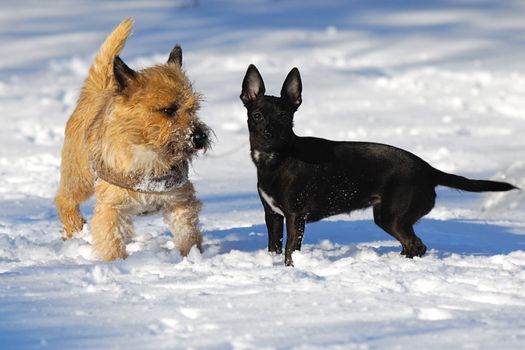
[240,64,518,266]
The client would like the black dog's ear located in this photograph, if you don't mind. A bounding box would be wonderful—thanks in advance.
[168,45,183,67]
[114,56,137,90]
[281,67,302,108]
[241,64,265,105]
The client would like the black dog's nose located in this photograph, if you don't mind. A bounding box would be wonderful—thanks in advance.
[191,128,208,150]
[263,127,272,139]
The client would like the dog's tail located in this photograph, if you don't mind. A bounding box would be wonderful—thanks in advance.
[434,169,518,192]
[84,18,134,92]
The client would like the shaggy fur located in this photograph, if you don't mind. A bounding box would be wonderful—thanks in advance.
[55,19,210,260]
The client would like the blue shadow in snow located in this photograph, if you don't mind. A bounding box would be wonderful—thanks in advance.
[205,219,525,257]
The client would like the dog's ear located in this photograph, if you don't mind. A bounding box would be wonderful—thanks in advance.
[281,67,302,108]
[241,64,265,105]
[113,56,137,90]
[168,45,183,67]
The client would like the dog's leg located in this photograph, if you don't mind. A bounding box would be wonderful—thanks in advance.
[91,203,132,261]
[90,182,132,260]
[55,194,87,239]
[374,203,427,257]
[373,204,408,253]
[399,225,427,258]
[373,183,434,258]
[163,183,203,257]
[265,212,284,254]
[55,156,94,239]
[284,214,306,266]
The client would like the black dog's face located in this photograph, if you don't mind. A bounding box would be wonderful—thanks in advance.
[245,96,294,152]
[240,65,302,153]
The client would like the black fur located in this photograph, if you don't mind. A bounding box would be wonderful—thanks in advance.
[240,64,518,266]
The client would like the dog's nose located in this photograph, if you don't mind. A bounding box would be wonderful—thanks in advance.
[191,128,208,150]
[263,126,272,139]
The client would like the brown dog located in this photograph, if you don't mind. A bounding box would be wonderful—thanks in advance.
[55,19,210,261]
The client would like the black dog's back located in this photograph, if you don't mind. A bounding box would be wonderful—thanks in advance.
[273,135,515,218]
[241,64,517,266]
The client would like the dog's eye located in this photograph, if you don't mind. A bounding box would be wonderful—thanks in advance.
[161,107,178,117]
[252,112,263,121]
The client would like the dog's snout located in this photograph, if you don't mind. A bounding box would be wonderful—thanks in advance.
[191,128,208,150]
[263,127,272,139]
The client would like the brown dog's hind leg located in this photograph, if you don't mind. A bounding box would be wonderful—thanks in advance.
[55,171,93,239]
[55,194,86,240]
[55,138,94,239]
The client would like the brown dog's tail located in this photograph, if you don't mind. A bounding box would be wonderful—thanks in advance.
[435,169,518,192]
[84,18,134,92]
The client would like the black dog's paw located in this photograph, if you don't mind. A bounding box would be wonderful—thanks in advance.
[268,246,283,255]
[402,241,427,258]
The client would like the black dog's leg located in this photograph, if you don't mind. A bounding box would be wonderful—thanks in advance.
[265,212,284,254]
[373,183,433,258]
[374,182,436,258]
[400,225,427,258]
[374,203,426,257]
[284,214,305,266]
[373,204,408,254]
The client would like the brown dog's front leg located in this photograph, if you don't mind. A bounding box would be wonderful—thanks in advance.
[284,214,306,266]
[265,212,284,254]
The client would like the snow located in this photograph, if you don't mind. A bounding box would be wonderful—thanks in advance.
[1,0,525,349]
[130,162,189,193]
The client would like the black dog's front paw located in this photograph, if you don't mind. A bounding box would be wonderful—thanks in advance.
[269,246,283,255]
[284,253,294,267]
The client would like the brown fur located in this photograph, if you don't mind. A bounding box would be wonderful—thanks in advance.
[55,19,210,261]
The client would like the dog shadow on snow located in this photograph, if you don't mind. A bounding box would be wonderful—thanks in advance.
[204,219,525,259]
[7,195,522,262]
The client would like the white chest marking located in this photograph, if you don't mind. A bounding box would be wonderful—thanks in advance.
[259,188,284,216]
[252,150,275,165]
[253,150,261,162]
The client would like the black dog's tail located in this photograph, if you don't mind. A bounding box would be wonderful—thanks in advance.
[434,169,518,192]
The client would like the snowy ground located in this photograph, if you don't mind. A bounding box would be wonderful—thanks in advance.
[1,1,525,349]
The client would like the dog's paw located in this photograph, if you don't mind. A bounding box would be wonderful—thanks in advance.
[268,247,283,255]
[402,241,427,259]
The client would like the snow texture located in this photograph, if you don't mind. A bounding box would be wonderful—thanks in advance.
[131,162,189,193]
[1,1,525,349]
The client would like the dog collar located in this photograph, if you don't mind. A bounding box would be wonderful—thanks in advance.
[93,160,188,194]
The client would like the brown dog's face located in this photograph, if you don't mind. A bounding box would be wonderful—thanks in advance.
[87,47,210,186]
